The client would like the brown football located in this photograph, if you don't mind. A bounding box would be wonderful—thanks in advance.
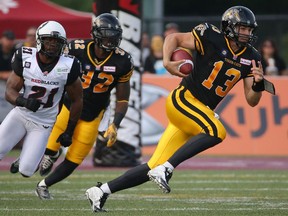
[171,48,194,74]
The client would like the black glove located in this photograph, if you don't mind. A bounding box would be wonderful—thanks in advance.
[56,132,72,147]
[16,95,41,112]
[56,120,77,147]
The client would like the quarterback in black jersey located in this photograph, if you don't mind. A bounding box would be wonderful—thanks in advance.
[84,6,271,212]
[35,13,134,200]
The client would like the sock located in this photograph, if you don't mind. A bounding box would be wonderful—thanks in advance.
[51,150,60,158]
[44,148,59,157]
[108,163,150,193]
[168,133,222,168]
[163,161,174,171]
[44,159,78,187]
[38,179,47,187]
[100,183,111,194]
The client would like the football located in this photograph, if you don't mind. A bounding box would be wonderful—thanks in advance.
[171,48,194,74]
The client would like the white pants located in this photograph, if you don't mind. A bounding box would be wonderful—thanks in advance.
[0,108,52,176]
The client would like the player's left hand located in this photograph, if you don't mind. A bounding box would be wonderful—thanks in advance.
[57,132,72,147]
[103,123,117,147]
[164,60,189,78]
[251,60,264,82]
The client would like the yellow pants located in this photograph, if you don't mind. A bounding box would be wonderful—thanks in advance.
[148,86,226,168]
[46,106,104,164]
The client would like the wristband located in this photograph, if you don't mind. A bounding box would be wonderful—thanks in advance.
[113,112,125,128]
[252,79,265,92]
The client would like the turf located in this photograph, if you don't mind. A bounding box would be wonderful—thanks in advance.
[0,169,288,216]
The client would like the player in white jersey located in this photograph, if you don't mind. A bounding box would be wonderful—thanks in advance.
[0,21,83,177]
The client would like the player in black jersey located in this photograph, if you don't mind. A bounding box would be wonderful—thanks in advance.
[85,6,274,212]
[35,13,134,200]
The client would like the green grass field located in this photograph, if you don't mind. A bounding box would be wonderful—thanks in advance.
[0,168,288,216]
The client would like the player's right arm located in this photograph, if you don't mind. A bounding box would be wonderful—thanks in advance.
[163,32,195,77]
[5,49,24,105]
[6,48,43,112]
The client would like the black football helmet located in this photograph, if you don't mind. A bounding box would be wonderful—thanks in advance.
[221,6,258,47]
[36,21,67,58]
[91,13,123,52]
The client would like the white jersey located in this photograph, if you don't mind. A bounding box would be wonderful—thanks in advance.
[16,48,74,126]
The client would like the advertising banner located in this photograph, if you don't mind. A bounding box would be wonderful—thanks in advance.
[142,75,288,155]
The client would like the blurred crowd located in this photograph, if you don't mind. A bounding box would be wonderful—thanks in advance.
[0,22,287,146]
[259,38,288,76]
[142,22,180,75]
[141,23,288,76]
[3,23,287,79]
[0,27,37,123]
[0,25,287,113]
[0,26,37,79]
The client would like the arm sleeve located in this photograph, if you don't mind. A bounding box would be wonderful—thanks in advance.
[11,48,24,77]
[68,40,76,56]
[66,58,81,85]
[118,54,134,83]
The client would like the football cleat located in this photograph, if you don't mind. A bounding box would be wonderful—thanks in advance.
[148,165,173,193]
[85,182,109,212]
[10,158,20,174]
[35,184,53,200]
[10,158,39,174]
[39,148,62,176]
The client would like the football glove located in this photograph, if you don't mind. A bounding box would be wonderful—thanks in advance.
[56,120,77,147]
[16,95,41,112]
[104,123,117,147]
[56,132,72,147]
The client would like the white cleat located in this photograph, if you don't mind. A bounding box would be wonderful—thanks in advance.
[148,165,173,193]
[85,182,108,212]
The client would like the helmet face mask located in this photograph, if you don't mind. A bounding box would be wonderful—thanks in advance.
[221,6,258,47]
[41,37,66,57]
[36,21,67,58]
[91,13,123,52]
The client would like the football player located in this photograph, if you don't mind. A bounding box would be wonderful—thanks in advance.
[35,13,134,200]
[0,21,83,177]
[85,6,274,212]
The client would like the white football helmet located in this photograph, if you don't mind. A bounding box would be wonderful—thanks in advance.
[36,21,67,57]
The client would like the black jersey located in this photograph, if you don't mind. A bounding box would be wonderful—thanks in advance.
[67,39,134,121]
[181,23,261,110]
